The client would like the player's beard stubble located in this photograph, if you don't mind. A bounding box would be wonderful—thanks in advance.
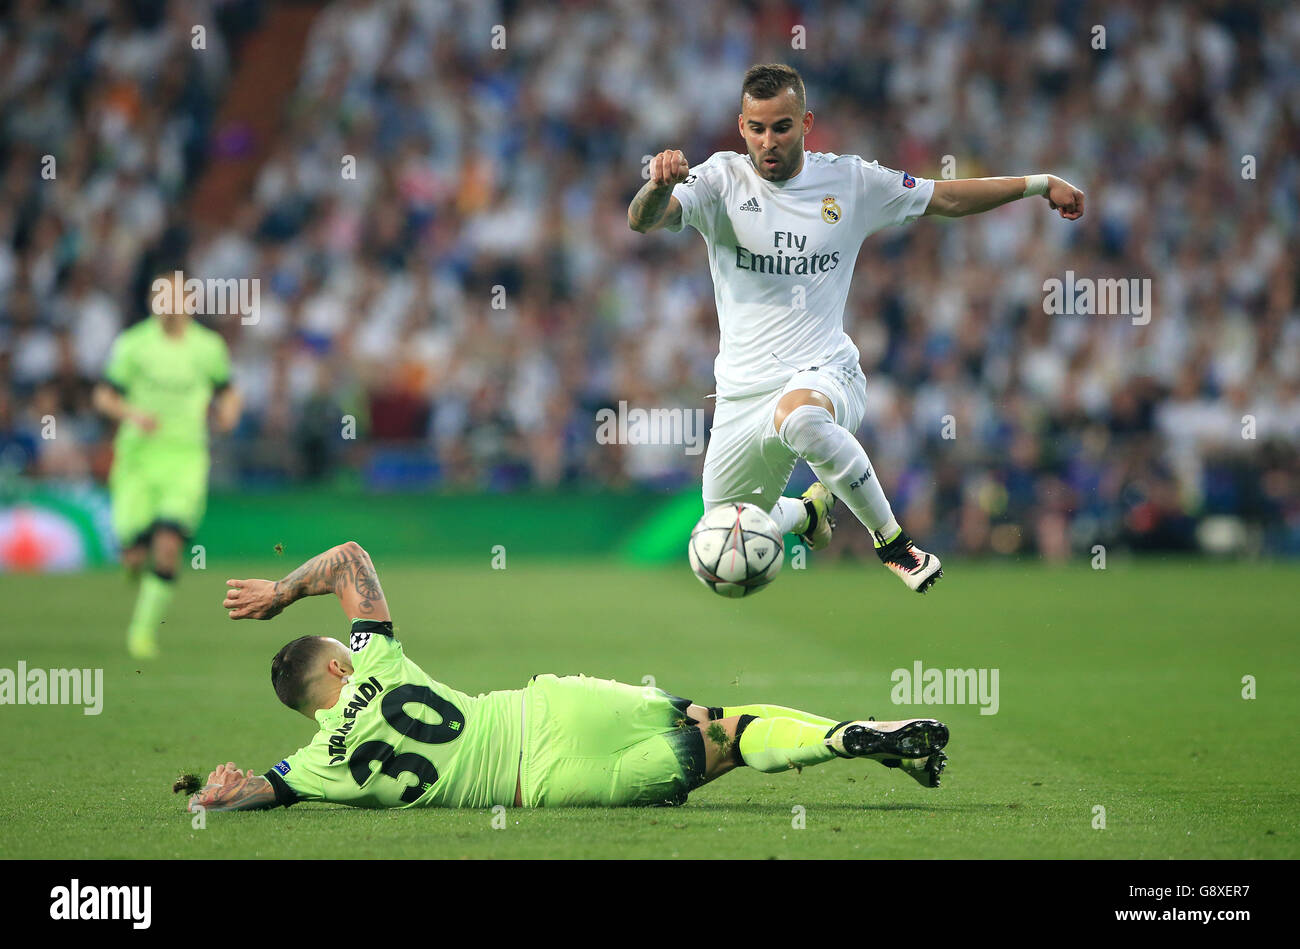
[751,142,803,181]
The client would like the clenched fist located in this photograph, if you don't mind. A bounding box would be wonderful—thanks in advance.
[648,149,690,188]
[1045,175,1085,220]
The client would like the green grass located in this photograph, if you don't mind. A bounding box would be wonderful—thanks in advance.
[0,558,1297,859]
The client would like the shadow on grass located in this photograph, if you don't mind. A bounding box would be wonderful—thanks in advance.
[691,801,1011,815]
[209,801,1015,821]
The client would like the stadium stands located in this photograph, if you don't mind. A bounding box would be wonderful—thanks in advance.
[1,0,1297,558]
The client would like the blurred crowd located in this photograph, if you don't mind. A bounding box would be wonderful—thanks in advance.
[2,0,1298,557]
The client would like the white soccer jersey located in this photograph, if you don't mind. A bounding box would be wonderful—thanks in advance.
[670,150,934,397]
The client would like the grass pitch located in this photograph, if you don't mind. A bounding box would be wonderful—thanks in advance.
[0,557,1296,859]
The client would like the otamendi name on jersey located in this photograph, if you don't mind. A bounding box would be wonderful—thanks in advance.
[328,676,385,764]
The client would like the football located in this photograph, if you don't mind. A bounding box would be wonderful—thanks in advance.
[688,502,785,597]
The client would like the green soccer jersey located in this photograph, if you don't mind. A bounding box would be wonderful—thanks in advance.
[262,620,523,809]
[103,317,231,456]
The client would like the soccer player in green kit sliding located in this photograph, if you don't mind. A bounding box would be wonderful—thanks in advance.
[93,271,242,659]
[184,541,949,813]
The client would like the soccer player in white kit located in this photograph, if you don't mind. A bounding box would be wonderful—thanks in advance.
[628,64,1084,593]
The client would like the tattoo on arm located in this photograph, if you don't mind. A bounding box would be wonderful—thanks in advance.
[628,181,678,231]
[270,543,387,616]
[193,775,277,812]
[351,558,384,614]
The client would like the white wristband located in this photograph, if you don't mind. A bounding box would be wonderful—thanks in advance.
[1023,174,1049,198]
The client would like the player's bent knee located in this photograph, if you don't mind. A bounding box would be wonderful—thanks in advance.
[151,528,184,568]
[773,389,834,436]
[698,716,740,750]
[776,404,836,455]
[152,527,183,548]
[697,716,744,777]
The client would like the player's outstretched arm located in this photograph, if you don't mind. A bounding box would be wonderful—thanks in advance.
[224,540,391,622]
[925,174,1084,220]
[628,149,689,233]
[186,762,277,812]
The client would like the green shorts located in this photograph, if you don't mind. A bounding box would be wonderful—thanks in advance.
[520,674,707,807]
[109,447,209,546]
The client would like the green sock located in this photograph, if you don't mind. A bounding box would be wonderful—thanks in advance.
[737,717,838,773]
[723,704,837,729]
[873,517,903,548]
[127,572,175,657]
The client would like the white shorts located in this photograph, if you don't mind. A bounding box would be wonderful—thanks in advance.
[701,362,867,511]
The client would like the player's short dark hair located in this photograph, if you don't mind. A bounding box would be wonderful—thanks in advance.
[271,636,333,712]
[742,63,806,113]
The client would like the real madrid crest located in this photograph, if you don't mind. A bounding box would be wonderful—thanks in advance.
[821,195,841,224]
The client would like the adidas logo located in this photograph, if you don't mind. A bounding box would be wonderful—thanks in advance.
[738,197,761,212]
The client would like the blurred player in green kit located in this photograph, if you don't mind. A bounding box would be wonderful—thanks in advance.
[93,271,242,659]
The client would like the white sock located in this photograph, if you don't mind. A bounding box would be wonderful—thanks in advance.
[778,404,899,539]
[769,496,809,535]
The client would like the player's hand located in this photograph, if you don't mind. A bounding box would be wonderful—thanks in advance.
[204,762,251,790]
[648,149,690,189]
[1045,175,1084,220]
[131,410,158,433]
[224,578,284,620]
[213,401,240,434]
[189,762,257,811]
